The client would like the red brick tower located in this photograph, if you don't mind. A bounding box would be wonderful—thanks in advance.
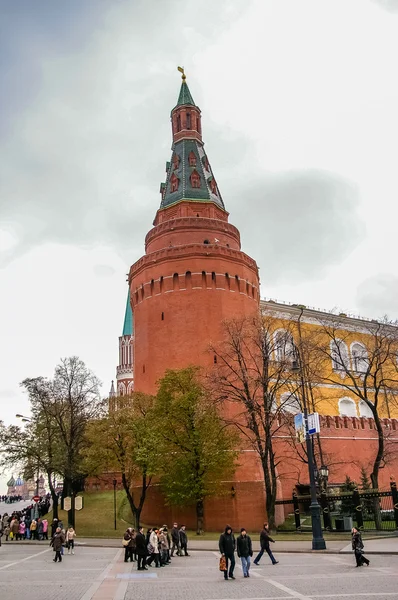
[129,70,260,394]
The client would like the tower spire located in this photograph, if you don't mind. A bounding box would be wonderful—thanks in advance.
[159,71,224,212]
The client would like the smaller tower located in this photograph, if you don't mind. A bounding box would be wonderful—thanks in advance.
[115,290,134,397]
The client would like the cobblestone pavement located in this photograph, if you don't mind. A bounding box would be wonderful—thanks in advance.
[1,545,397,600]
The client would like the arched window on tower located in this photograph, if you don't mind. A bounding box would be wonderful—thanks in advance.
[186,113,191,130]
[170,173,179,193]
[210,178,218,196]
[177,114,181,132]
[173,153,179,170]
[190,170,201,189]
[188,151,196,167]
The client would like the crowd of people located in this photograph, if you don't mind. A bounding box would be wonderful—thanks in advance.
[122,522,189,569]
[0,505,370,572]
[0,495,23,504]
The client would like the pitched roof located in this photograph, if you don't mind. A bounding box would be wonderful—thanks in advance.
[122,290,133,336]
[175,81,196,108]
[160,139,224,210]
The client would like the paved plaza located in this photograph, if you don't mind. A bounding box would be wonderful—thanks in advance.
[0,545,398,600]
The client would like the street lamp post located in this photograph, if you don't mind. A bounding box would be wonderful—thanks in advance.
[113,479,117,530]
[292,360,326,550]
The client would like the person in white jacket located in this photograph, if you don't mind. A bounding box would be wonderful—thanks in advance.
[147,528,160,567]
[66,527,77,555]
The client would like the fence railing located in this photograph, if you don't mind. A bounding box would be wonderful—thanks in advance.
[276,479,398,532]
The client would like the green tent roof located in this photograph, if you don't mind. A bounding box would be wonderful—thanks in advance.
[160,139,225,210]
[122,290,133,336]
[175,81,196,108]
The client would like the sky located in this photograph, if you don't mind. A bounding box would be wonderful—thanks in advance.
[1,0,398,491]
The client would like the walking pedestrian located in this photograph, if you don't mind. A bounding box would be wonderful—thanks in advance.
[170,522,181,557]
[253,523,278,565]
[50,526,65,563]
[158,528,169,565]
[135,526,148,571]
[123,528,135,563]
[219,525,236,580]
[237,528,253,577]
[42,518,48,540]
[179,525,189,556]
[66,526,76,555]
[146,528,160,567]
[352,528,370,567]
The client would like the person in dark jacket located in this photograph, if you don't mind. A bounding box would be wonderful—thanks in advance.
[50,527,65,563]
[123,528,135,563]
[135,526,148,570]
[237,528,253,577]
[163,525,171,563]
[170,522,181,557]
[179,525,189,556]
[352,528,370,567]
[50,518,58,538]
[253,523,278,565]
[219,525,236,580]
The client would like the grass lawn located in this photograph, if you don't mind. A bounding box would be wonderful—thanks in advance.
[42,492,391,540]
[45,491,134,538]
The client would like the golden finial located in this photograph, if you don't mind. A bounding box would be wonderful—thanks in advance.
[177,66,186,82]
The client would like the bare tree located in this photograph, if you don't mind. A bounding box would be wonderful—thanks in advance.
[21,357,104,524]
[210,314,302,529]
[312,316,398,494]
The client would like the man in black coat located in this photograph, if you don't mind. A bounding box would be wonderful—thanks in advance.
[219,525,236,580]
[171,522,181,557]
[179,525,189,556]
[237,528,253,577]
[135,526,148,570]
[253,522,278,565]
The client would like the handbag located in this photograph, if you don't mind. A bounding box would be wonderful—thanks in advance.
[219,555,227,571]
[122,538,129,547]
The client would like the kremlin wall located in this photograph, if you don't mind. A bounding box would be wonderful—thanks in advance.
[104,72,398,530]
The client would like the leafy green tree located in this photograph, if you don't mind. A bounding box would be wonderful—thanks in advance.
[84,393,161,529]
[21,357,103,500]
[360,467,374,520]
[340,475,356,516]
[0,415,61,519]
[155,367,239,534]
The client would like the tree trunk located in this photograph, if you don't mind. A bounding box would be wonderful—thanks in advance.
[196,499,204,535]
[370,413,384,530]
[47,471,58,520]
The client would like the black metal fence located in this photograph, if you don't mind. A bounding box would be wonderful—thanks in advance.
[276,479,398,532]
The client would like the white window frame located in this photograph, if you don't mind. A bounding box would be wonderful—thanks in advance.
[330,339,350,372]
[350,342,369,374]
[338,397,357,417]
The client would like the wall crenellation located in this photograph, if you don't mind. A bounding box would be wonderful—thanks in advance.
[131,270,259,308]
[320,414,398,432]
[129,243,258,282]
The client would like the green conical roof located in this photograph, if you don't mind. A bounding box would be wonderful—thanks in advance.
[122,290,133,336]
[160,139,225,210]
[176,81,195,107]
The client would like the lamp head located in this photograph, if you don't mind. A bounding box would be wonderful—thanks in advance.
[320,465,329,479]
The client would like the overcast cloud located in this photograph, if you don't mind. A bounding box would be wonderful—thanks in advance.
[1,0,398,490]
